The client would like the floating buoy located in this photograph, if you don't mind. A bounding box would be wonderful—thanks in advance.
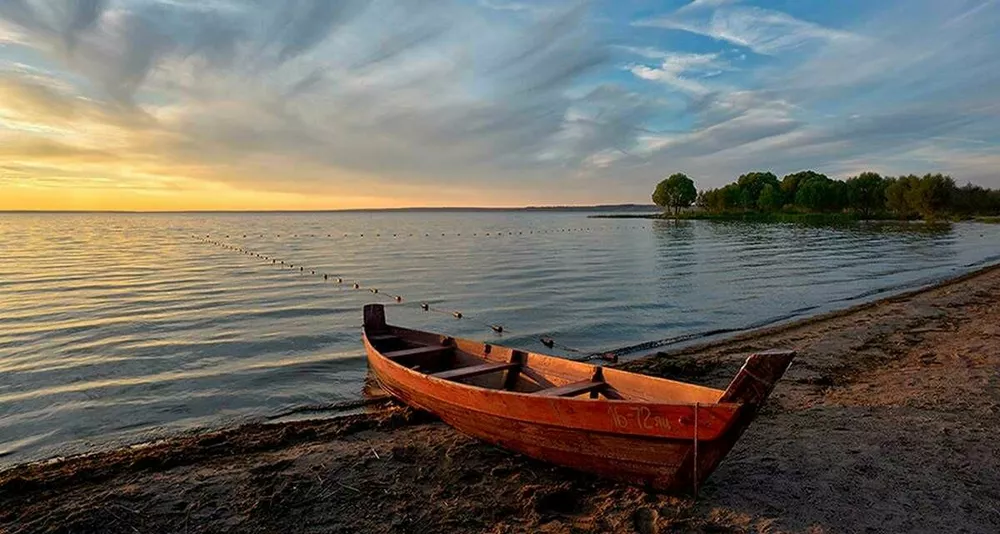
[324,274,328,280]
[453,311,463,319]
[370,288,379,294]
[491,325,504,333]
[353,283,360,289]
[394,296,402,302]
[540,337,555,348]
[421,303,429,311]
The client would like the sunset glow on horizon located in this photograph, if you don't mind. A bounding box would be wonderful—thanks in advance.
[2,0,999,211]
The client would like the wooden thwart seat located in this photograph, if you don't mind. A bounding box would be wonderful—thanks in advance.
[368,334,399,342]
[536,380,607,397]
[433,362,519,381]
[383,345,452,361]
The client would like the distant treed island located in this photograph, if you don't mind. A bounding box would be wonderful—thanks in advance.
[651,171,1000,222]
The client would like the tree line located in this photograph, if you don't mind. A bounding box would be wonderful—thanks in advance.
[653,171,1000,220]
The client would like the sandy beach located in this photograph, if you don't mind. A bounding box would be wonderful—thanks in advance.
[3,264,999,533]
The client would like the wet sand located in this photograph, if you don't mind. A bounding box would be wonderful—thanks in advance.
[3,264,1000,533]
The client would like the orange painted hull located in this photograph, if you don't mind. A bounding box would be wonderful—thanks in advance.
[362,304,793,493]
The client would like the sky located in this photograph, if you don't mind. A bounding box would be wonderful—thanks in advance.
[0,0,998,211]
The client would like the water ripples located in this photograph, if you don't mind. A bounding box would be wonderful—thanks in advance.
[1,212,998,466]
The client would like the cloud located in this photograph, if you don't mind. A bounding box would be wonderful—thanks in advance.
[638,4,859,56]
[0,0,633,205]
[2,0,1000,209]
[627,52,728,95]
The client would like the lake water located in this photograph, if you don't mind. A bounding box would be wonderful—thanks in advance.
[1,212,999,466]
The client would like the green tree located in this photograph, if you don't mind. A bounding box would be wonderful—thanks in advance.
[652,173,698,215]
[794,174,845,212]
[906,174,956,220]
[757,184,782,212]
[952,183,1000,216]
[736,171,780,209]
[781,170,827,207]
[722,184,742,211]
[846,172,886,218]
[884,175,914,217]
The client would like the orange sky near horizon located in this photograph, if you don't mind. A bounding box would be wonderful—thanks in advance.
[0,75,551,212]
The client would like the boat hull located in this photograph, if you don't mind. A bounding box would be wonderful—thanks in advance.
[362,305,794,493]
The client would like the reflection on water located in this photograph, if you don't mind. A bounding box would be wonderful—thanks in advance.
[0,213,997,465]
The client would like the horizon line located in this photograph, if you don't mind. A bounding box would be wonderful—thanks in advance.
[0,203,660,214]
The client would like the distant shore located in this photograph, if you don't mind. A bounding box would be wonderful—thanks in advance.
[591,211,1000,224]
[3,263,1000,533]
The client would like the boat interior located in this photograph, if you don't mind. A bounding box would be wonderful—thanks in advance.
[366,324,726,405]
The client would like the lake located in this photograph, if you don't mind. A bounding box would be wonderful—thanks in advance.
[1,212,998,466]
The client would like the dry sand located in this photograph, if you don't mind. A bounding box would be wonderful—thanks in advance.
[2,265,999,533]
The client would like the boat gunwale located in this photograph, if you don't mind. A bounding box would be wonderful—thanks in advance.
[362,331,741,411]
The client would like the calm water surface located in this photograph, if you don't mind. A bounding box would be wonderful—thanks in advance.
[1,212,999,466]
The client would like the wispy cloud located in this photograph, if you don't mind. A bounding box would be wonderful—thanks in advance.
[1,0,999,209]
[638,3,859,56]
[627,52,729,95]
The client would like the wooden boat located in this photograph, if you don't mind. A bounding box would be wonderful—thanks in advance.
[362,304,794,493]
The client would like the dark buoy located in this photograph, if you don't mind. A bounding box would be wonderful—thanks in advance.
[540,337,555,349]
[394,295,402,302]
[491,325,504,333]
[453,311,462,319]
[353,283,360,289]
[421,303,429,311]
[324,274,328,280]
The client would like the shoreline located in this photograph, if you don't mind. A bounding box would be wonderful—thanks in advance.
[589,212,1000,224]
[4,264,1000,532]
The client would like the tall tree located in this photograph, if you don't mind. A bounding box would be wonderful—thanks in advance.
[736,171,780,209]
[781,170,827,204]
[846,172,886,218]
[757,184,782,212]
[652,173,698,215]
[795,174,845,212]
[906,174,956,220]
[885,175,919,218]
